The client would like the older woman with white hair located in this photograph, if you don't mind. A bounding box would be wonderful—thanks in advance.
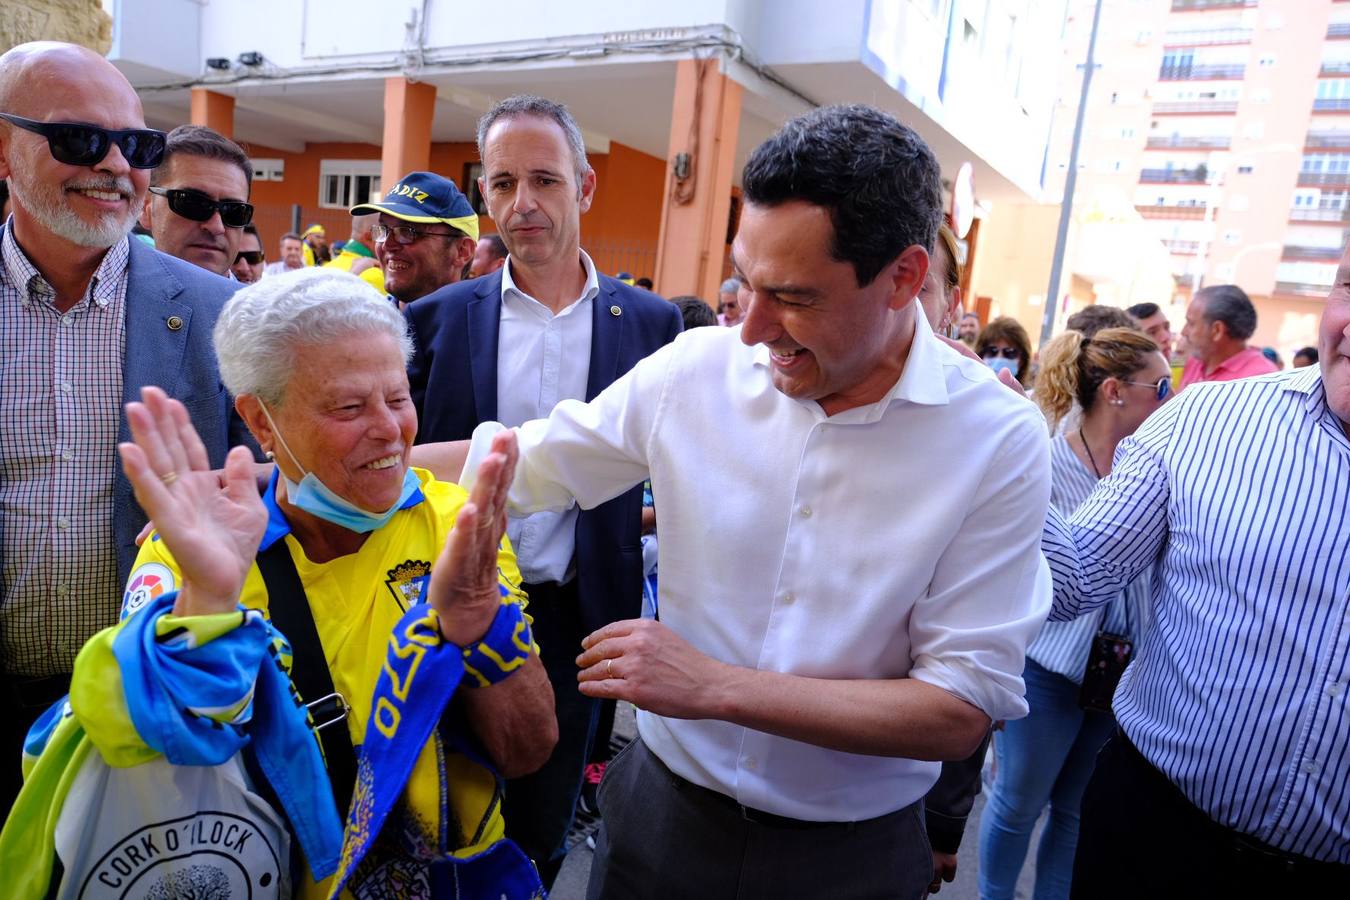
[3,268,556,899]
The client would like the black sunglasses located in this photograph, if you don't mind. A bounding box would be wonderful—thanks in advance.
[0,112,166,169]
[148,187,254,228]
[980,346,1021,360]
[234,250,265,265]
[1122,376,1172,402]
[372,222,461,245]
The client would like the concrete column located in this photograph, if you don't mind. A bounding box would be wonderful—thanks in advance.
[653,58,742,302]
[189,88,235,138]
[381,78,437,193]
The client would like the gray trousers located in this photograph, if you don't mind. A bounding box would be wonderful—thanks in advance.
[585,738,933,900]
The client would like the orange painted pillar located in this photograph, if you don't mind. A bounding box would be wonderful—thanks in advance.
[653,58,742,302]
[381,78,437,194]
[189,88,235,138]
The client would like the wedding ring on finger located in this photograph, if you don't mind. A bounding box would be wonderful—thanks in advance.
[605,658,614,678]
[160,471,179,486]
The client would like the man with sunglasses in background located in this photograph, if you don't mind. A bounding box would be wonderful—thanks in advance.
[141,124,253,278]
[231,223,265,284]
[0,42,256,818]
[349,170,479,307]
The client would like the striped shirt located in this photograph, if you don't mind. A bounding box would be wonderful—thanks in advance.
[1044,365,1350,862]
[0,227,129,677]
[1027,434,1150,684]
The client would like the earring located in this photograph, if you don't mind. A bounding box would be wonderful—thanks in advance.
[264,450,275,461]
[1112,400,1125,407]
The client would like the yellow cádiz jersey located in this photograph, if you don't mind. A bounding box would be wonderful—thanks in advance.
[124,468,530,897]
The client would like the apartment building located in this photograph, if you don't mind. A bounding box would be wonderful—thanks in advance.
[100,0,1068,305]
[1025,0,1344,356]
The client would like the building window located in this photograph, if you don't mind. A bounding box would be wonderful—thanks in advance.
[318,160,382,210]
[252,158,285,182]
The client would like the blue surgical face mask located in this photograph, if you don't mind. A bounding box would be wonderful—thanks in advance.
[261,403,418,533]
[984,356,1021,379]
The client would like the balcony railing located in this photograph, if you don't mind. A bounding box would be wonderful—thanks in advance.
[1163,28,1253,47]
[1146,135,1232,150]
[1322,61,1350,75]
[1153,100,1239,114]
[1158,64,1246,80]
[1314,98,1350,112]
[1135,204,1212,219]
[1283,245,1345,260]
[1298,171,1350,186]
[1330,23,1350,39]
[1140,168,1210,184]
[1290,206,1350,222]
[1275,280,1334,295]
[1305,131,1350,148]
[1170,0,1255,8]
[1163,240,1201,254]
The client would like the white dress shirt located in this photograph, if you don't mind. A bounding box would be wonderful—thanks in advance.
[491,312,1053,821]
[495,251,599,584]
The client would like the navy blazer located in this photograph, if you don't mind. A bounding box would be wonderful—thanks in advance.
[112,239,256,585]
[406,269,682,633]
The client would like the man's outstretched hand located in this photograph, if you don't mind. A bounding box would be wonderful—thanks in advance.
[119,386,266,617]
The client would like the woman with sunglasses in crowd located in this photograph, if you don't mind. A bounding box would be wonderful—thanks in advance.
[977,316,1035,389]
[978,326,1169,900]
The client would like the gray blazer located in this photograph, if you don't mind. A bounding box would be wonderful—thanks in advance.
[112,239,257,585]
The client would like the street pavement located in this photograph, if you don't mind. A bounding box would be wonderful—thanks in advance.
[548,704,1042,899]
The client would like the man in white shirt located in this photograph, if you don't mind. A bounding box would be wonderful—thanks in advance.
[470,104,1051,898]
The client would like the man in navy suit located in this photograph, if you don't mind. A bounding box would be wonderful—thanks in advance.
[406,95,680,883]
[0,42,252,816]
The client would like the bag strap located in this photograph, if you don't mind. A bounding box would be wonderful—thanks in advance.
[256,541,357,817]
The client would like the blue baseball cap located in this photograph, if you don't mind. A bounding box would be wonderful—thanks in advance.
[350,171,479,241]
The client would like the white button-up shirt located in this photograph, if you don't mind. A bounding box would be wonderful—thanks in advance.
[495,251,599,584]
[496,312,1052,821]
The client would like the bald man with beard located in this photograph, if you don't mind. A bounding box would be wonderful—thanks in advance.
[0,42,254,816]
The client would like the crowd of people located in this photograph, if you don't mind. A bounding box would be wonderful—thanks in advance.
[0,37,1346,900]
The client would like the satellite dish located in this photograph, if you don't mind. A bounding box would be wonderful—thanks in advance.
[951,162,975,239]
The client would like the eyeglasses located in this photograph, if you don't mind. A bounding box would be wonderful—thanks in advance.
[234,250,264,265]
[148,187,254,228]
[1122,376,1172,402]
[980,346,1021,360]
[0,112,166,169]
[372,222,461,245]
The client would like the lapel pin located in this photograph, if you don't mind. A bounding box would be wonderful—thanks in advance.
[166,316,184,331]
[610,305,621,317]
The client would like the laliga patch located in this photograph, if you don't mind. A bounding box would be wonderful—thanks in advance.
[385,559,431,611]
[121,563,176,619]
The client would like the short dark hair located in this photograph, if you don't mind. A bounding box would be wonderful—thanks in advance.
[740,104,941,287]
[281,231,302,244]
[480,233,508,261]
[477,95,589,188]
[670,296,717,329]
[239,222,260,247]
[152,125,252,191]
[1066,305,1137,339]
[1294,346,1319,363]
[636,277,654,290]
[1196,284,1258,341]
[1127,302,1161,320]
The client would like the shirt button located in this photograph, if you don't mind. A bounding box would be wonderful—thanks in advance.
[743,757,757,770]
[781,592,795,605]
[800,505,813,518]
[60,450,74,461]
[56,584,69,597]
[1329,682,1345,697]
[60,314,73,326]
[57,381,72,393]
[1302,760,1321,776]
[56,517,69,530]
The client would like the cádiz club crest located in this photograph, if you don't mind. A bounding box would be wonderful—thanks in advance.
[384,560,431,611]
